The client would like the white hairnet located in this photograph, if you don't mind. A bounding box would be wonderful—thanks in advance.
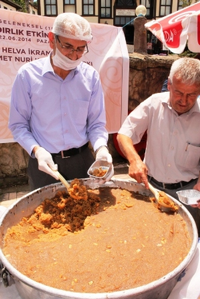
[52,13,92,42]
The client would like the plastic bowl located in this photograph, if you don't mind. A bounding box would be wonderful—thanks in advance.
[176,189,200,205]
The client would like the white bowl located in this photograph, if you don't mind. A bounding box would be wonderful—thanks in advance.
[176,189,200,205]
[87,160,111,179]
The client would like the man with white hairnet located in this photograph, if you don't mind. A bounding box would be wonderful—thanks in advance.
[9,13,113,190]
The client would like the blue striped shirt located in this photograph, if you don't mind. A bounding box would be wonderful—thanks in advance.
[9,54,108,155]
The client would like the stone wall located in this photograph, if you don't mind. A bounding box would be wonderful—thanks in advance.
[0,53,178,188]
[128,53,178,110]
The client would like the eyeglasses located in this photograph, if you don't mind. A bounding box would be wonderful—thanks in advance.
[55,35,89,55]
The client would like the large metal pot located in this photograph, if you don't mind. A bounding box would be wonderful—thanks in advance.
[0,178,198,299]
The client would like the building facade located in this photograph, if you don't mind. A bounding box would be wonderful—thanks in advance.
[37,0,196,22]
[37,0,196,44]
[29,0,38,14]
[0,0,38,14]
[0,0,21,10]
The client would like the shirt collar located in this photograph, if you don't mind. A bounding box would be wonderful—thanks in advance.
[42,53,54,76]
[161,91,169,103]
[189,97,200,114]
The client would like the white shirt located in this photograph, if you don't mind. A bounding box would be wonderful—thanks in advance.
[119,92,200,183]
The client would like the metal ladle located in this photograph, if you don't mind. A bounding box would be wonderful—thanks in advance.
[148,182,178,213]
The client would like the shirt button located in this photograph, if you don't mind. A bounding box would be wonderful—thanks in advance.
[168,164,171,167]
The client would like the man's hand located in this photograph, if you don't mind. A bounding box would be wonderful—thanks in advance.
[129,159,149,189]
[117,134,149,188]
[35,147,59,180]
[95,146,114,183]
[96,146,112,163]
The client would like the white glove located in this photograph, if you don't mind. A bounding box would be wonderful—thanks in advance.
[35,147,59,180]
[95,146,112,163]
[95,146,114,183]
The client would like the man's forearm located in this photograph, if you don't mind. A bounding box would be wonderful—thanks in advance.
[117,134,141,164]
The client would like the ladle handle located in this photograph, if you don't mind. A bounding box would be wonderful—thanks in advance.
[56,171,70,189]
[148,182,159,200]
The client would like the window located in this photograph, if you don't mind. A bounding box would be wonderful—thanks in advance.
[115,0,136,7]
[64,0,75,3]
[177,0,190,10]
[64,0,76,12]
[114,0,136,26]
[100,0,111,18]
[177,0,183,10]
[45,0,57,16]
[160,0,172,16]
[140,0,151,18]
[115,16,133,26]
[83,0,94,16]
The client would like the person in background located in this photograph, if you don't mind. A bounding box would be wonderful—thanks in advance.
[117,57,200,235]
[9,13,113,190]
[161,78,168,92]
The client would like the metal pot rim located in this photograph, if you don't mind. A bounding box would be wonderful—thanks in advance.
[0,178,198,298]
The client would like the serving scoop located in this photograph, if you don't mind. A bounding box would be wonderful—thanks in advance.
[148,182,178,213]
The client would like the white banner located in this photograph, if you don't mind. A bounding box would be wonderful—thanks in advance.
[0,9,129,143]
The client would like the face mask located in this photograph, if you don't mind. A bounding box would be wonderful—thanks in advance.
[52,48,83,71]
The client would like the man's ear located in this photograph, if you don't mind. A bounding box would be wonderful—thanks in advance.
[48,32,55,48]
